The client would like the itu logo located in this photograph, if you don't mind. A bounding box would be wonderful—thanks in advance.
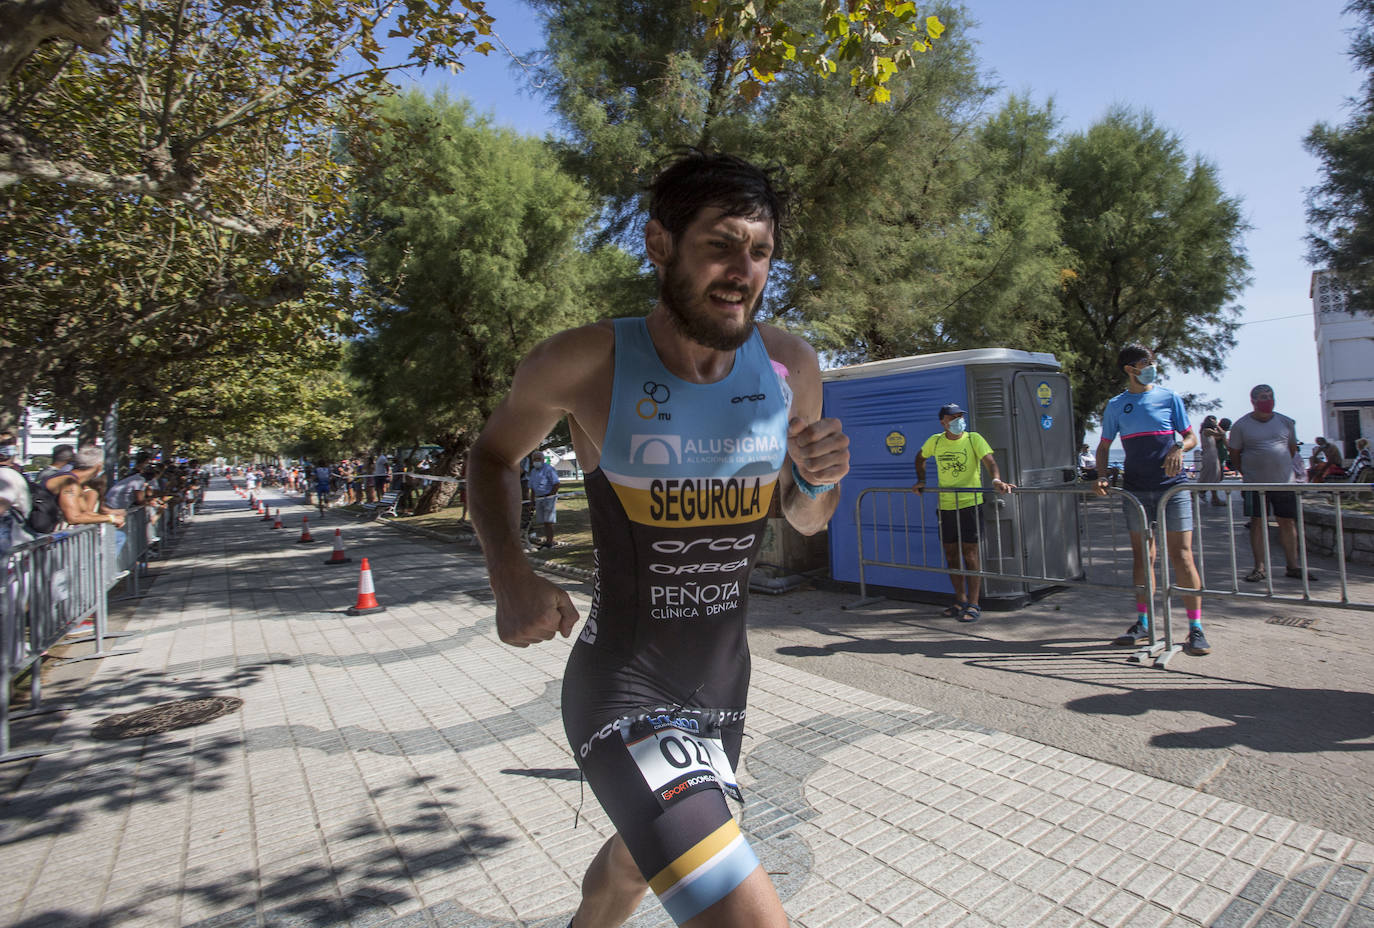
[638,381,671,420]
[630,434,681,466]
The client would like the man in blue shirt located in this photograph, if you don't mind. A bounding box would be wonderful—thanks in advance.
[1093,344,1210,656]
[527,451,561,548]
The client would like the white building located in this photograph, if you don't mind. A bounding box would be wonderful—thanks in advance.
[1313,269,1374,459]
[18,405,81,464]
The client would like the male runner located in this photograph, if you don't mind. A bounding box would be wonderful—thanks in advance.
[468,151,850,928]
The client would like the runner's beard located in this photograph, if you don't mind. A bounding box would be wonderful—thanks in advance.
[661,256,759,351]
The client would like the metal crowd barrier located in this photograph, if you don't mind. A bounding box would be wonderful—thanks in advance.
[853,480,1374,670]
[1157,481,1374,618]
[851,485,1182,664]
[0,498,192,761]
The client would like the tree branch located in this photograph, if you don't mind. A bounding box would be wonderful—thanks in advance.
[0,0,119,84]
[0,121,275,235]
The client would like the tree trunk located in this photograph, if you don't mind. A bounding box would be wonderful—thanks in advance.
[411,436,468,515]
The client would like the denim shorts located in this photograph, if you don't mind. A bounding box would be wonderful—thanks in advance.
[1122,487,1193,535]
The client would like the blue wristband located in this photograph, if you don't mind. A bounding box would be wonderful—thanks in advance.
[791,461,836,499]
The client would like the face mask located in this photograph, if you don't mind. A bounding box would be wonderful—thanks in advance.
[1254,398,1275,415]
[1135,364,1157,385]
[0,445,15,459]
[947,417,967,435]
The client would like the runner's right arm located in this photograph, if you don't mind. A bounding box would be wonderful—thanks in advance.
[468,326,609,647]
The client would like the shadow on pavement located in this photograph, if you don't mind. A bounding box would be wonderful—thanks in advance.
[1066,686,1374,754]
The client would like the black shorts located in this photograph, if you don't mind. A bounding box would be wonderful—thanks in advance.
[938,505,980,543]
[562,656,759,924]
[1243,489,1298,520]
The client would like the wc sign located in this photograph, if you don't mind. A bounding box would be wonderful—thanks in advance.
[1036,381,1054,408]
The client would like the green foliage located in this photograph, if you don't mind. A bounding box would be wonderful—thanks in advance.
[695,0,946,103]
[1050,108,1250,431]
[533,2,1067,364]
[341,92,643,507]
[1306,0,1374,311]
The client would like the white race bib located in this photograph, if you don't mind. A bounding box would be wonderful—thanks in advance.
[622,713,741,808]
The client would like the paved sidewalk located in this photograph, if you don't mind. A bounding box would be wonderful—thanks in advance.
[1,481,1372,927]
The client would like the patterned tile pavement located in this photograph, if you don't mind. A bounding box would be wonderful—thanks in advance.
[1,481,1371,927]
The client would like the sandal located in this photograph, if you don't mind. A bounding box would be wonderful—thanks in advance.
[958,604,982,623]
[942,602,967,617]
[1243,567,1266,583]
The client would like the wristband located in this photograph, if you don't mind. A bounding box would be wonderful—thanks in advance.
[791,461,836,499]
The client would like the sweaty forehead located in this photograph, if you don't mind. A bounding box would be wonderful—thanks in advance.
[690,207,774,246]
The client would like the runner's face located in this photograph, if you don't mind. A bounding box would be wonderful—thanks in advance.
[660,207,774,351]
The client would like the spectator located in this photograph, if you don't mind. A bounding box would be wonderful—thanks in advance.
[338,458,355,503]
[1309,436,1345,482]
[35,444,74,483]
[0,429,33,554]
[373,450,390,497]
[1351,437,1373,482]
[44,446,125,531]
[912,402,1014,623]
[106,453,154,510]
[1077,443,1097,481]
[1217,418,1233,474]
[1093,344,1210,656]
[1228,384,1312,582]
[1198,415,1226,505]
[526,451,560,548]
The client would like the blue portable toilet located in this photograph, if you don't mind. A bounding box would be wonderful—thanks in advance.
[822,348,1082,607]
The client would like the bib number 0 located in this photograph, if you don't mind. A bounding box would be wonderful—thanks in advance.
[623,718,741,808]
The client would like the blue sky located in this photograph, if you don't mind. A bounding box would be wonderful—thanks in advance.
[398,0,1363,441]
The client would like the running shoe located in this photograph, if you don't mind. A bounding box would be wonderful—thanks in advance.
[1112,621,1149,646]
[1184,627,1211,656]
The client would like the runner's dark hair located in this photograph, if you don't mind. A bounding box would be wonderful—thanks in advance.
[647,148,789,258]
[1117,343,1152,370]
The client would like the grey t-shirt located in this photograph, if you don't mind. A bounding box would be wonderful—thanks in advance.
[105,473,147,509]
[1227,412,1297,485]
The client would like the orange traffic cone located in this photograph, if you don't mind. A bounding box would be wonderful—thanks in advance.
[295,515,317,544]
[272,509,284,529]
[249,493,258,511]
[323,528,351,565]
[262,504,274,522]
[346,558,386,615]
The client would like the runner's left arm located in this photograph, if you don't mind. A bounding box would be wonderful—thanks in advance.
[769,331,850,535]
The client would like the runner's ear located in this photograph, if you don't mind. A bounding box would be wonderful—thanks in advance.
[645,219,673,270]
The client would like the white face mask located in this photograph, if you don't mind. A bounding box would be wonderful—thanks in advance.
[947,417,967,435]
[0,445,15,459]
[1134,364,1157,385]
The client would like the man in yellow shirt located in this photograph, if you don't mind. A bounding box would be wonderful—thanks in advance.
[912,403,1014,622]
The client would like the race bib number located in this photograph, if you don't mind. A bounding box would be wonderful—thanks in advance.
[622,714,741,808]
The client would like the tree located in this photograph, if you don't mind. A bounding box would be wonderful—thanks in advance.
[342,91,643,513]
[694,0,946,103]
[1,0,499,233]
[0,168,350,431]
[531,1,1066,363]
[1306,0,1374,312]
[1,0,938,231]
[1050,108,1250,433]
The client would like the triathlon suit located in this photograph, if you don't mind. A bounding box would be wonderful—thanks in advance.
[562,317,790,925]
